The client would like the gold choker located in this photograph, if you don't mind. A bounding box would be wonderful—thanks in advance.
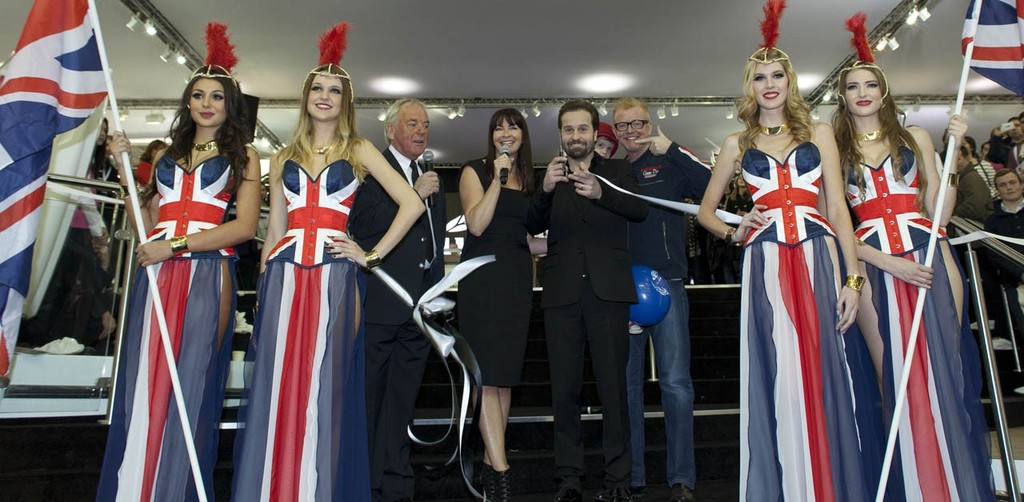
[856,130,882,142]
[193,140,218,151]
[760,124,789,136]
[315,146,331,155]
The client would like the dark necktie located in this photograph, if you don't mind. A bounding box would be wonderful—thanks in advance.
[410,160,419,184]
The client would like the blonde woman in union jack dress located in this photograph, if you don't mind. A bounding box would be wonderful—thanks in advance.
[832,13,994,502]
[229,23,422,502]
[698,1,878,500]
[98,23,261,501]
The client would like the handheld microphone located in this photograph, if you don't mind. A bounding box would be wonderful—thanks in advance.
[422,150,435,207]
[498,145,510,185]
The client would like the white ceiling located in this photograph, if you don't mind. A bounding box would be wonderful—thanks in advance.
[2,0,1021,167]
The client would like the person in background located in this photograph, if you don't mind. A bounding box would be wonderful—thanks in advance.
[135,139,168,186]
[985,168,1024,395]
[953,144,994,223]
[612,96,710,502]
[596,121,619,159]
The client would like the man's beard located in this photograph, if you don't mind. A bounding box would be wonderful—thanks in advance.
[564,140,593,160]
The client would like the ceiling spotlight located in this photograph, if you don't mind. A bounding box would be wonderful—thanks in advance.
[918,7,931,21]
[912,99,921,112]
[125,15,141,32]
[670,101,679,117]
[598,100,608,116]
[119,109,129,122]
[255,137,271,150]
[456,101,466,118]
[144,21,157,36]
[377,107,387,121]
[532,101,541,117]
[906,8,919,25]
[887,37,900,51]
[725,108,735,120]
[145,111,165,125]
[875,37,888,52]
[519,108,528,118]
[159,48,173,62]
[175,52,187,65]
[446,107,458,120]
[811,110,820,120]
[822,90,833,103]
[657,106,667,120]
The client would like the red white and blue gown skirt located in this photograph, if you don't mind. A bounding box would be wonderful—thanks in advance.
[738,142,878,502]
[231,159,369,502]
[846,147,993,502]
[98,155,238,501]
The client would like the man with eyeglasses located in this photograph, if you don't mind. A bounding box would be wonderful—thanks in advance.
[612,98,711,502]
[526,100,649,502]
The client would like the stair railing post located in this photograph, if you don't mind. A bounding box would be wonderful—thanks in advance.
[965,241,1020,500]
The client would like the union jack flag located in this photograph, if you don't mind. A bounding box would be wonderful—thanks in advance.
[963,0,1024,96]
[0,0,108,376]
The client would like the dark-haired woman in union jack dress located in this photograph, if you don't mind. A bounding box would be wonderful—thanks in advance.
[831,14,994,501]
[230,23,423,502]
[99,23,262,502]
[698,3,877,500]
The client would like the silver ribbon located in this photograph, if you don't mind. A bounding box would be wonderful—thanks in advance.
[370,255,495,499]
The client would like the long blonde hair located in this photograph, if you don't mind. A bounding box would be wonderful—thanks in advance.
[832,65,925,210]
[736,49,812,158]
[273,66,363,179]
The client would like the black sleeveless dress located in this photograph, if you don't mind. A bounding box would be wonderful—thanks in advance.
[457,159,533,387]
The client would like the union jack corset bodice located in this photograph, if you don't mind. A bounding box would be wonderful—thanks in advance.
[266,159,359,268]
[846,146,943,255]
[741,141,836,247]
[148,155,236,259]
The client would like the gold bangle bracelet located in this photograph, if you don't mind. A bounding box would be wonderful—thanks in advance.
[364,249,382,269]
[947,172,960,187]
[169,235,189,255]
[845,274,866,292]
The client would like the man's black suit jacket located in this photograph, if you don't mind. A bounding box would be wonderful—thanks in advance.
[348,148,446,325]
[525,157,649,309]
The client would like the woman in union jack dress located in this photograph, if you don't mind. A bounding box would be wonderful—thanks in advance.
[697,2,877,500]
[229,23,423,502]
[98,23,262,502]
[832,14,994,502]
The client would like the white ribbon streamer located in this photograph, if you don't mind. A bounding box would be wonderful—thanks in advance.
[45,181,125,205]
[593,173,742,224]
[371,255,495,499]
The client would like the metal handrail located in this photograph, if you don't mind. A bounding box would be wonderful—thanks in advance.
[948,216,1021,500]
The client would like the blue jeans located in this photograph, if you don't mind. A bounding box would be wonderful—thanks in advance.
[625,280,695,488]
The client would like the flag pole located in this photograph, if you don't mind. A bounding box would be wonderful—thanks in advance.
[873,1,982,500]
[85,2,208,500]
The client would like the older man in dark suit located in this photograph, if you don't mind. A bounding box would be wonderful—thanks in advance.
[526,100,648,502]
[348,98,446,502]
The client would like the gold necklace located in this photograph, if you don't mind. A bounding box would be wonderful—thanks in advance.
[193,140,218,151]
[315,145,331,155]
[760,124,789,136]
[856,130,882,142]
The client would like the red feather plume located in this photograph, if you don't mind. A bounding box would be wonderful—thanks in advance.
[846,12,874,63]
[204,21,238,72]
[759,0,787,49]
[318,22,350,66]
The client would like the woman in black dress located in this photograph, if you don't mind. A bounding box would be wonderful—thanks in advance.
[457,108,538,500]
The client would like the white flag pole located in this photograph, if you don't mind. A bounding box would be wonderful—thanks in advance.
[85,2,208,500]
[873,1,982,500]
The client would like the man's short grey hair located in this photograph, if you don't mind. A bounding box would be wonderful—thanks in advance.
[384,98,428,141]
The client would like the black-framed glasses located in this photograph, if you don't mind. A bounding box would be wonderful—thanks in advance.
[613,120,650,132]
